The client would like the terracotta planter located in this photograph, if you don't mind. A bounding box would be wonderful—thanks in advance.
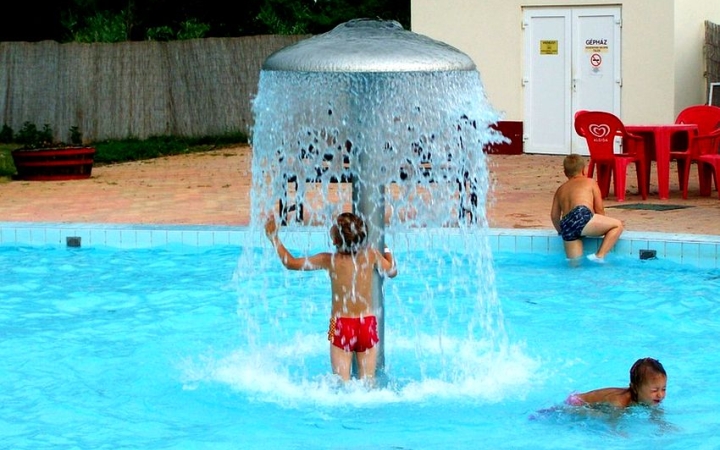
[11,146,96,181]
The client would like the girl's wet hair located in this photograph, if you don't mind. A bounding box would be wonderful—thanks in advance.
[629,357,666,401]
[331,212,367,254]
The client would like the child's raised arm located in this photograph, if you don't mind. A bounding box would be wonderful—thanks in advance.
[265,216,330,271]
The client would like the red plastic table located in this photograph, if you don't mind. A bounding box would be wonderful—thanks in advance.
[625,124,698,200]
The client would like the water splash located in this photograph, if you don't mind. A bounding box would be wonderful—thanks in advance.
[180,336,537,408]
[251,69,503,229]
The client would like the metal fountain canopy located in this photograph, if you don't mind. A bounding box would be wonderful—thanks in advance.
[262,18,477,73]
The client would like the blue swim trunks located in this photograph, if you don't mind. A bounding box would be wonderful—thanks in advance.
[559,205,593,241]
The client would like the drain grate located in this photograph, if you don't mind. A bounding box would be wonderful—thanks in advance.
[607,203,692,211]
[639,249,657,260]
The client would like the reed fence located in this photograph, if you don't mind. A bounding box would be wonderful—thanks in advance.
[706,21,720,106]
[6,22,719,142]
[0,35,307,143]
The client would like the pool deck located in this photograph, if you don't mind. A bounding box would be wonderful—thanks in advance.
[0,144,718,236]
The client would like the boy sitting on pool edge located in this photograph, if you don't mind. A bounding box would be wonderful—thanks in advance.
[550,154,624,263]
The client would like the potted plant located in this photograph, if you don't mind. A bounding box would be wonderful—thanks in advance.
[9,122,96,181]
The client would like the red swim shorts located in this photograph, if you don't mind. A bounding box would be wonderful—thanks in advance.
[328,315,378,352]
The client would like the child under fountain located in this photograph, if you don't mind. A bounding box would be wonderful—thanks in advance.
[264,212,397,383]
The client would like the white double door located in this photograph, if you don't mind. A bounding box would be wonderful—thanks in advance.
[522,6,622,155]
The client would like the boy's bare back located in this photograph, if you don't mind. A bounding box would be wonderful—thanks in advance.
[553,175,604,218]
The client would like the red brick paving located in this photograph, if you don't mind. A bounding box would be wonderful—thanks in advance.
[1,144,718,236]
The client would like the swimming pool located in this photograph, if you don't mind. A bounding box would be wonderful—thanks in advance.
[2,223,720,448]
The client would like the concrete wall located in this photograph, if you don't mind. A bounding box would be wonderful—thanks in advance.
[412,0,720,125]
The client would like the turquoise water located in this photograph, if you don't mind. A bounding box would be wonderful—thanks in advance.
[2,241,719,449]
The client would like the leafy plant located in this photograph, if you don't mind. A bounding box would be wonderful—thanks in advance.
[0,143,17,178]
[69,126,83,145]
[63,9,130,43]
[256,1,314,35]
[13,122,86,148]
[16,122,54,149]
[146,25,174,41]
[177,19,211,40]
[148,19,210,41]
[0,124,13,143]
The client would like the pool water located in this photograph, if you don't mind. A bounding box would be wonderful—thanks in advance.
[2,240,719,449]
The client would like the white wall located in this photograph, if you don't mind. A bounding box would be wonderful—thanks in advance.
[412,0,720,124]
[674,0,720,111]
[412,0,523,122]
[620,0,675,123]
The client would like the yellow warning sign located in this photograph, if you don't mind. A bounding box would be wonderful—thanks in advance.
[540,40,558,55]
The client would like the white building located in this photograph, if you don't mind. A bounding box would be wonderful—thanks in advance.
[412,0,720,155]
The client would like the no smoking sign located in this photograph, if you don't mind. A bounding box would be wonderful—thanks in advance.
[590,53,602,67]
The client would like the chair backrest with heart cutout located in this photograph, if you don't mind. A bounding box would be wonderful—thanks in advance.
[574,110,626,161]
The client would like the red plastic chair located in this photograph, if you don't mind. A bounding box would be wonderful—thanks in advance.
[673,105,720,198]
[696,126,720,198]
[574,110,648,202]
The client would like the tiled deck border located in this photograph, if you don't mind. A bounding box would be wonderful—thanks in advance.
[1,222,719,269]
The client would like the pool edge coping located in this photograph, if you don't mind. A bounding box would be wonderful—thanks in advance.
[1,221,718,268]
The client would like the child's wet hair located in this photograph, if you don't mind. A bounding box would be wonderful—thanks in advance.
[331,212,367,254]
[629,357,666,400]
